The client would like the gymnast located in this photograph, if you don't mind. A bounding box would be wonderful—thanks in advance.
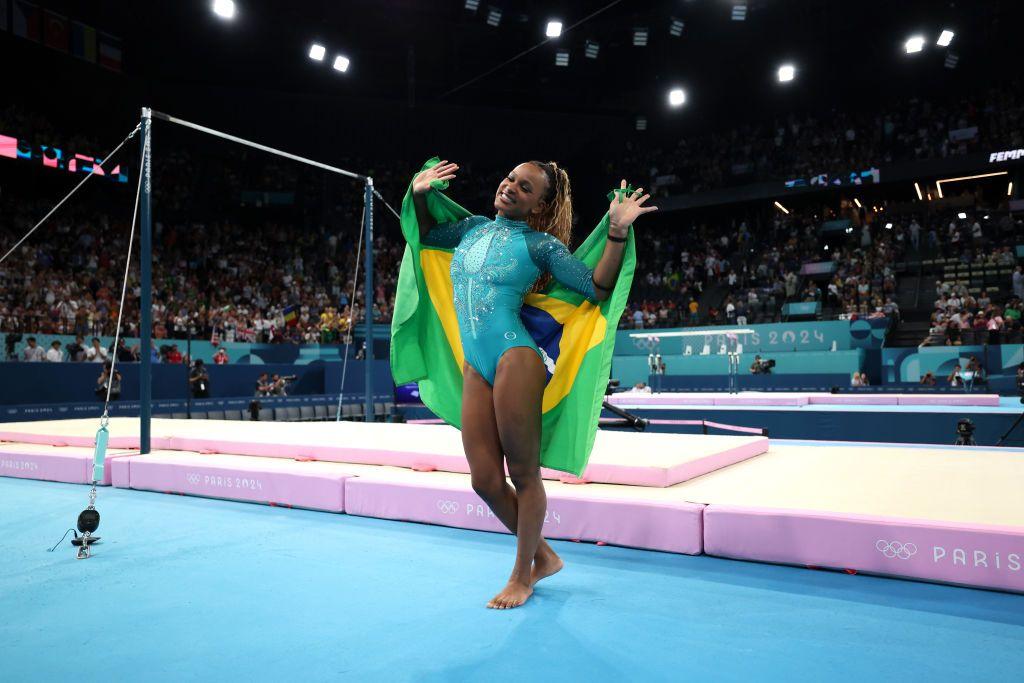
[411,160,657,608]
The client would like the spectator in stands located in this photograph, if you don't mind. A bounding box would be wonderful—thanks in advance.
[920,371,937,386]
[165,344,183,364]
[21,337,45,362]
[113,338,138,362]
[45,340,63,362]
[66,335,86,362]
[213,347,230,365]
[189,359,210,398]
[850,371,866,387]
[947,364,964,388]
[85,337,108,362]
[1013,266,1024,300]
[95,362,122,401]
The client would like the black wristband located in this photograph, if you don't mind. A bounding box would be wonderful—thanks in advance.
[592,275,615,292]
[607,233,627,243]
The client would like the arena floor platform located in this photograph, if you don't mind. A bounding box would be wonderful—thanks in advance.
[599,392,1024,445]
[3,418,1022,594]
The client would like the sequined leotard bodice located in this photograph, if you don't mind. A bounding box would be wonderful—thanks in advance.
[423,214,599,385]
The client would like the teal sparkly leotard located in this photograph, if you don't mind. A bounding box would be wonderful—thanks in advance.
[423,214,599,386]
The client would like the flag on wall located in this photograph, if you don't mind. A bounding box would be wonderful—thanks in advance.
[70,20,96,62]
[98,31,121,71]
[12,0,40,41]
[390,157,637,476]
[43,10,68,52]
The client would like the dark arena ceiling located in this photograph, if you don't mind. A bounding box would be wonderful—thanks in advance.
[5,0,1023,173]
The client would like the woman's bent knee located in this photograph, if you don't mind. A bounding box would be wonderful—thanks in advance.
[509,469,542,492]
[471,473,505,500]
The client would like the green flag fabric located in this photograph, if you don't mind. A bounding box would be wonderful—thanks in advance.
[390,158,636,476]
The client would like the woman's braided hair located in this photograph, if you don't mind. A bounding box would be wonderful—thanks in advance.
[526,160,573,294]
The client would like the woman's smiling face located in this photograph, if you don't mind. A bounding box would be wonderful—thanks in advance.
[494,162,549,220]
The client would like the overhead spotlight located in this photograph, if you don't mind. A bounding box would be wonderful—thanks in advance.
[1009,181,1014,197]
[957,212,967,219]
[904,35,925,54]
[546,20,563,38]
[937,29,954,47]
[212,0,235,20]
[333,55,350,72]
[824,245,829,251]
[945,53,959,69]
[853,198,862,208]
[464,0,480,11]
[731,3,747,21]
[636,116,647,131]
[669,18,685,37]
[777,64,795,83]
[668,88,686,107]
[633,27,649,46]
[585,40,600,59]
[773,201,789,214]
[885,222,893,230]
[914,181,923,201]
[486,7,502,27]
[555,49,569,67]
[309,44,326,61]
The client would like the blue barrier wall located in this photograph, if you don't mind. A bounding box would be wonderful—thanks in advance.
[1,392,395,422]
[613,350,865,386]
[882,344,1024,383]
[0,360,392,405]
[646,373,859,392]
[615,319,888,355]
[0,332,391,364]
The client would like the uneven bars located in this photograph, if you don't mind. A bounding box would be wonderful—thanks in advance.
[151,110,367,181]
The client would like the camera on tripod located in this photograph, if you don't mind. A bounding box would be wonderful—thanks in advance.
[955,418,976,446]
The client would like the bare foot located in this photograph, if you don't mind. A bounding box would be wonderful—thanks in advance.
[531,546,564,586]
[487,580,533,609]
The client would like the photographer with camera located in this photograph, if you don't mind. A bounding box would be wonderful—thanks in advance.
[270,373,298,396]
[255,372,273,397]
[189,359,210,398]
[95,362,122,401]
[750,355,775,375]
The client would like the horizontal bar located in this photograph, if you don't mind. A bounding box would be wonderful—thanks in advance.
[151,110,366,181]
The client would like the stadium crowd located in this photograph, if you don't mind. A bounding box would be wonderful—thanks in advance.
[611,82,1024,196]
[2,81,1022,353]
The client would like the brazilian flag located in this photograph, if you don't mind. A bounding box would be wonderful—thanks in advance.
[390,158,636,476]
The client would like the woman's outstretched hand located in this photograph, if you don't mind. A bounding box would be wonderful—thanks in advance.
[413,160,459,195]
[608,179,657,236]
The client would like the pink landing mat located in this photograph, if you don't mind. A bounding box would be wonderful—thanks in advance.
[0,419,765,488]
[703,505,1024,594]
[608,392,1001,407]
[0,443,134,485]
[113,451,354,512]
[345,473,704,555]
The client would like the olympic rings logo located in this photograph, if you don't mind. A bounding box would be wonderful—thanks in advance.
[186,473,201,485]
[876,540,918,560]
[436,500,461,514]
